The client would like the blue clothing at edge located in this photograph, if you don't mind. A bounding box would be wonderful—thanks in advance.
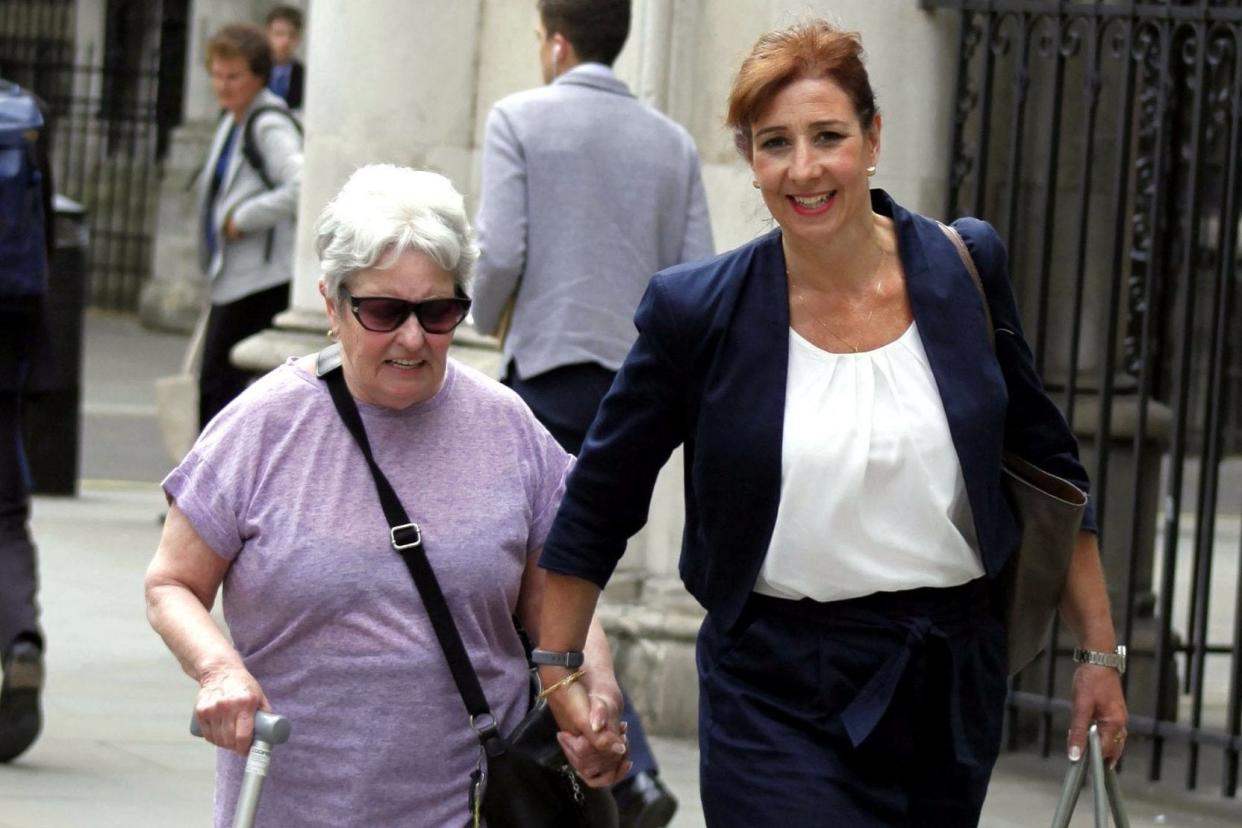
[539,189,1095,634]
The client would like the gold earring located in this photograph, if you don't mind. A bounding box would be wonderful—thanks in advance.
[866,165,877,177]
[327,328,338,339]
[752,180,760,189]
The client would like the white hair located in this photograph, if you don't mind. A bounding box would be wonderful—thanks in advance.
[314,164,478,298]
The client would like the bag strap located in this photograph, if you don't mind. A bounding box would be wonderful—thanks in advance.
[241,105,303,190]
[938,221,995,351]
[240,105,302,262]
[316,345,505,751]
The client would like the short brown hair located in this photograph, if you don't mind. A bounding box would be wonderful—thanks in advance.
[538,0,630,66]
[265,5,304,32]
[726,20,878,159]
[206,23,273,82]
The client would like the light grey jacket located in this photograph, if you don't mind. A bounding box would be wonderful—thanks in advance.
[472,64,714,379]
[197,88,302,305]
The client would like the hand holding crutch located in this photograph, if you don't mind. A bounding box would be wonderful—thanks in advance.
[1050,723,1130,828]
[191,710,292,828]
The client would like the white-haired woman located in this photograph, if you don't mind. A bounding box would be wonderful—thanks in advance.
[146,165,628,826]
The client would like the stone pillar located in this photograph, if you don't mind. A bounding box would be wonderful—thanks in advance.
[233,0,485,368]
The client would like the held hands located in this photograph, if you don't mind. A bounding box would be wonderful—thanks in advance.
[540,666,630,787]
[193,663,270,756]
[1067,664,1128,768]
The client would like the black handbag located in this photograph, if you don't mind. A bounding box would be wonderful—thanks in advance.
[939,224,1089,676]
[317,346,617,828]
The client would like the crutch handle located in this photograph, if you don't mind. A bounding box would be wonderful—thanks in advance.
[190,710,292,745]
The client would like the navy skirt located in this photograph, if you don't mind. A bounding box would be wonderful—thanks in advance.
[696,578,1008,827]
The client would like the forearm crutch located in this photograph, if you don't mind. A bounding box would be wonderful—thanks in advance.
[191,710,292,828]
[1050,723,1130,828]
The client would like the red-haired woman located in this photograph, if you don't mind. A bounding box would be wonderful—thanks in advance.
[533,19,1127,826]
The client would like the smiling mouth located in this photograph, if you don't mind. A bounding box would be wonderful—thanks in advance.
[386,358,426,369]
[790,192,834,209]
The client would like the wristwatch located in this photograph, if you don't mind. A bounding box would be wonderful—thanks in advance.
[1072,645,1127,675]
[531,648,585,669]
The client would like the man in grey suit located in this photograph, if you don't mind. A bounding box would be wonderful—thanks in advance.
[471,2,712,826]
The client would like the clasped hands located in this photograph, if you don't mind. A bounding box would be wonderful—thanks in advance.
[539,665,631,787]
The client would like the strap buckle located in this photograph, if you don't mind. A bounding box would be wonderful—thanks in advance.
[390,522,422,550]
[471,713,505,756]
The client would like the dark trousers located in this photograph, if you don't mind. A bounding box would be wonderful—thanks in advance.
[199,282,290,429]
[503,361,617,456]
[0,299,43,657]
[697,581,1007,827]
[504,361,658,778]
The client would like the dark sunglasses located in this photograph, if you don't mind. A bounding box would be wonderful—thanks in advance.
[346,293,472,334]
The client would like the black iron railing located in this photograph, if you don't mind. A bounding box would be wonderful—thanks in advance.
[0,0,182,312]
[924,0,1242,799]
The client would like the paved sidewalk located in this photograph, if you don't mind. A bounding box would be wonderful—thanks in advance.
[1,312,1240,826]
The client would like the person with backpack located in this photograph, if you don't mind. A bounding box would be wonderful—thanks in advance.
[197,23,303,429]
[0,78,53,763]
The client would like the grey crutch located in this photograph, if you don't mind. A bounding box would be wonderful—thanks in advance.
[190,710,292,828]
[1050,723,1130,828]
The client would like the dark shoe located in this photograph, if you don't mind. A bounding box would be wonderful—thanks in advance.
[614,770,677,828]
[0,640,44,762]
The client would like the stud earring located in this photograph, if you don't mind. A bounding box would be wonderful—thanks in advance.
[752,180,760,189]
[866,165,877,177]
[327,328,338,339]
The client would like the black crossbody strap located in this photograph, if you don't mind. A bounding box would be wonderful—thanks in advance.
[318,351,502,746]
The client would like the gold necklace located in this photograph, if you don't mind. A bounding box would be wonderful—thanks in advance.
[787,247,888,353]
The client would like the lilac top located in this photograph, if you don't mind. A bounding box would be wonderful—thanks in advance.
[164,358,572,827]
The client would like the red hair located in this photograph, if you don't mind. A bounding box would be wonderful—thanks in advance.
[726,20,877,159]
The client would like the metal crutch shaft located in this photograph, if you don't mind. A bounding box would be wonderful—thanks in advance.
[1102,761,1131,828]
[1088,725,1109,828]
[190,710,292,828]
[1050,723,1129,828]
[1050,744,1088,828]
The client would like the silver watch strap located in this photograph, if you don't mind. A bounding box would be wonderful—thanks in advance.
[1072,645,1126,675]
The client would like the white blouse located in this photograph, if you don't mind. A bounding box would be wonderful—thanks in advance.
[754,322,985,602]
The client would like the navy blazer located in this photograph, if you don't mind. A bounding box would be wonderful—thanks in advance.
[541,190,1094,631]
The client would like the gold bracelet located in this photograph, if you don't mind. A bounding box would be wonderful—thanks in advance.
[536,669,586,701]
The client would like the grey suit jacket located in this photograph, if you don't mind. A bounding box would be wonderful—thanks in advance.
[472,64,714,378]
[197,88,302,305]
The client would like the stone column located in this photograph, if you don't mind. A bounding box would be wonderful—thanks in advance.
[233,0,485,368]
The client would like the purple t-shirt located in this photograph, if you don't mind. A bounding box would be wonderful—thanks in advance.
[164,358,572,826]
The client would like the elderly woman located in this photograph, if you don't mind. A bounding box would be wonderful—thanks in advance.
[533,20,1128,826]
[197,23,302,429]
[146,165,627,826]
